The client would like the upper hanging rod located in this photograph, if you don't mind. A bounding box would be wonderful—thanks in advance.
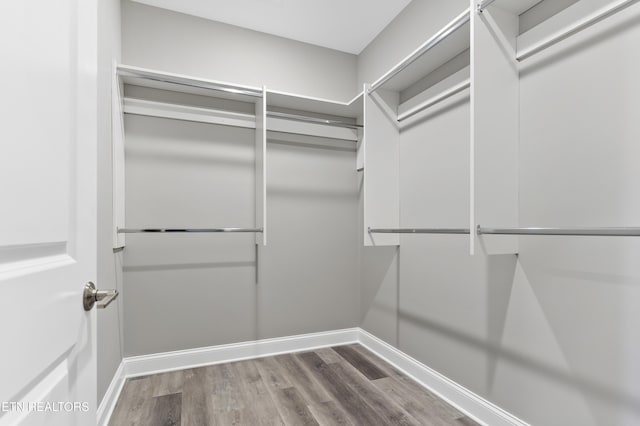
[477,226,640,237]
[476,0,497,13]
[118,228,263,234]
[368,8,470,94]
[516,0,639,61]
[117,67,263,98]
[368,228,470,234]
[267,111,362,129]
[397,79,471,122]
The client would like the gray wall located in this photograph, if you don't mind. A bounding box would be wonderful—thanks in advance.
[121,1,358,101]
[97,0,123,405]
[357,1,640,425]
[119,0,361,356]
[514,7,640,423]
[122,112,359,356]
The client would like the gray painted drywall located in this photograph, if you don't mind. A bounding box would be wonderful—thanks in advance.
[121,1,358,101]
[97,0,123,405]
[514,6,640,423]
[357,2,640,425]
[122,112,359,356]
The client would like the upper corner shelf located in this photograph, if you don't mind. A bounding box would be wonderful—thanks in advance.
[266,89,363,119]
[478,0,543,15]
[117,64,264,103]
[368,8,471,95]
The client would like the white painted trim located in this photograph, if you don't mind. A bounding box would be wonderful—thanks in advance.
[97,361,125,426]
[123,328,359,378]
[357,329,530,426]
[100,327,527,426]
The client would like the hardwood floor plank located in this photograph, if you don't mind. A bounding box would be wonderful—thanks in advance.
[394,374,465,420]
[273,353,332,403]
[314,347,344,364]
[347,344,403,377]
[373,376,462,426]
[455,416,481,426]
[296,351,388,425]
[148,393,182,426]
[210,362,242,412]
[150,370,184,397]
[332,345,387,380]
[229,360,284,425]
[254,356,293,390]
[307,401,354,426]
[181,367,214,426]
[271,387,319,426]
[109,376,153,426]
[330,361,419,426]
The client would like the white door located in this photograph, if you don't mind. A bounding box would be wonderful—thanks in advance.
[0,0,98,425]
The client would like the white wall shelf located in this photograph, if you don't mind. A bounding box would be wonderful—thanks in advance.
[112,65,269,248]
[113,64,366,249]
[517,0,638,61]
[266,89,363,119]
[369,8,471,95]
[479,0,544,15]
[117,64,263,103]
[122,97,359,142]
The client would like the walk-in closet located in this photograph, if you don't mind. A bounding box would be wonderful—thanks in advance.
[3,0,640,425]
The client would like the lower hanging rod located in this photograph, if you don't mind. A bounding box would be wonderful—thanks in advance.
[477,226,640,237]
[118,228,263,234]
[368,227,470,234]
[368,226,640,237]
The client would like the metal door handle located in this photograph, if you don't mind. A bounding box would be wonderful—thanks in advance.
[83,282,119,311]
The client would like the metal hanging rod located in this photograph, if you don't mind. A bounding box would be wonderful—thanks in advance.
[117,67,264,98]
[397,79,471,122]
[477,0,497,13]
[118,228,264,234]
[516,0,639,61]
[368,226,640,237]
[477,226,640,237]
[368,228,470,234]
[368,8,470,94]
[266,111,362,129]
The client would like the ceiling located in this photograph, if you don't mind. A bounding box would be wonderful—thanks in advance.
[130,0,412,54]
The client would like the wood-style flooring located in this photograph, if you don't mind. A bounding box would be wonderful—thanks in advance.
[109,344,479,426]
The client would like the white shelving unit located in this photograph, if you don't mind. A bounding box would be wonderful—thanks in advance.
[112,65,365,249]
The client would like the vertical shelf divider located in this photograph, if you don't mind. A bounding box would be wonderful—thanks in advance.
[364,85,400,246]
[471,1,520,255]
[112,61,126,249]
[256,87,267,246]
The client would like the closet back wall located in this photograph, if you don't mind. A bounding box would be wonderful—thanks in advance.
[120,0,361,357]
[122,100,359,357]
[122,1,358,101]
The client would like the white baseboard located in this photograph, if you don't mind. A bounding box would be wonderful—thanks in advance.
[357,329,530,426]
[97,361,125,426]
[123,328,360,378]
[99,327,528,426]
